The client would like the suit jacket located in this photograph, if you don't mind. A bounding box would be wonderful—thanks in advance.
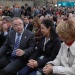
[24,23,33,31]
[0,29,35,60]
[29,36,61,68]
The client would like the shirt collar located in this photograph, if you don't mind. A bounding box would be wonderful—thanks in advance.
[65,41,75,55]
[44,37,50,44]
[70,41,75,55]
[16,29,24,36]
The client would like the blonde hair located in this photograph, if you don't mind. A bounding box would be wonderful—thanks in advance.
[33,17,41,27]
[56,19,75,40]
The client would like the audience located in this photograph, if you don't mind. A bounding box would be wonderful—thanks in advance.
[0,4,75,75]
[18,19,61,75]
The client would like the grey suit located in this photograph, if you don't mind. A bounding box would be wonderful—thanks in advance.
[0,29,35,75]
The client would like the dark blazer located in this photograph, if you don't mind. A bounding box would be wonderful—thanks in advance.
[29,36,61,68]
[24,23,33,31]
[0,29,35,59]
[0,32,7,47]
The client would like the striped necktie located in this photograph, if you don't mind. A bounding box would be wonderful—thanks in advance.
[11,33,20,57]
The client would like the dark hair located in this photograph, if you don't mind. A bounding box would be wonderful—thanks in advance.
[21,6,25,9]
[53,16,57,22]
[29,16,33,19]
[41,19,58,40]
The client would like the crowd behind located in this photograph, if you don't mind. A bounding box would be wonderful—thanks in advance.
[0,3,75,75]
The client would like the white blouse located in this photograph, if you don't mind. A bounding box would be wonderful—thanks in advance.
[47,42,75,75]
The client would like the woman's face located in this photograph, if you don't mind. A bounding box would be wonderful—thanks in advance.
[34,21,38,27]
[41,23,50,37]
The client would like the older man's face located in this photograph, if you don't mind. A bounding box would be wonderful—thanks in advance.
[13,19,24,33]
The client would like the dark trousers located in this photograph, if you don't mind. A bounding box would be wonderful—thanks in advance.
[18,65,58,75]
[18,65,38,75]
[0,55,26,75]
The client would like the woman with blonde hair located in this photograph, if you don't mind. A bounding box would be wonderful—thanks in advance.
[32,17,42,46]
[43,19,75,75]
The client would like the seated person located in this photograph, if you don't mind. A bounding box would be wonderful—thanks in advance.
[0,21,8,47]
[18,19,61,75]
[32,17,42,46]
[43,19,75,75]
[0,17,35,75]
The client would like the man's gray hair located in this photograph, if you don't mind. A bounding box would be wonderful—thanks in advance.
[2,16,12,22]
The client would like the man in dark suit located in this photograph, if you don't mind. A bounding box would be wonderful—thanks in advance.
[0,17,35,75]
[24,16,33,31]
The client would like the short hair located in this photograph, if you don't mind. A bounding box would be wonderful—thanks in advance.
[29,16,33,19]
[24,16,29,19]
[2,16,12,22]
[12,17,24,24]
[12,17,23,22]
[56,19,75,40]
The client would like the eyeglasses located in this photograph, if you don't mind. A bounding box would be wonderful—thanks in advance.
[13,23,23,27]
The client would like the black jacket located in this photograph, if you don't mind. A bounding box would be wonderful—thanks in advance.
[29,36,61,68]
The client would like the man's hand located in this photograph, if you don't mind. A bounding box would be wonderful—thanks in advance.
[16,49,25,56]
[43,64,53,75]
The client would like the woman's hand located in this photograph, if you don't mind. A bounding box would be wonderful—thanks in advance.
[27,59,38,69]
[43,64,53,75]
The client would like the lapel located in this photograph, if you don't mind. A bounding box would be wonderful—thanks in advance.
[19,30,27,48]
[27,23,30,29]
[45,38,52,48]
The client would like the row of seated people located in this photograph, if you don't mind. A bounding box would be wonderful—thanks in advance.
[0,17,61,75]
[18,18,75,75]
[0,16,75,75]
[0,16,42,47]
[0,13,59,47]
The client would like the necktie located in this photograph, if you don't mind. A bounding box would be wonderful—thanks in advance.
[11,33,20,57]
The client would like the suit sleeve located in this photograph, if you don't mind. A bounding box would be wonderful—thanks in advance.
[23,33,36,59]
[48,49,75,75]
[52,65,75,75]
[0,32,9,58]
